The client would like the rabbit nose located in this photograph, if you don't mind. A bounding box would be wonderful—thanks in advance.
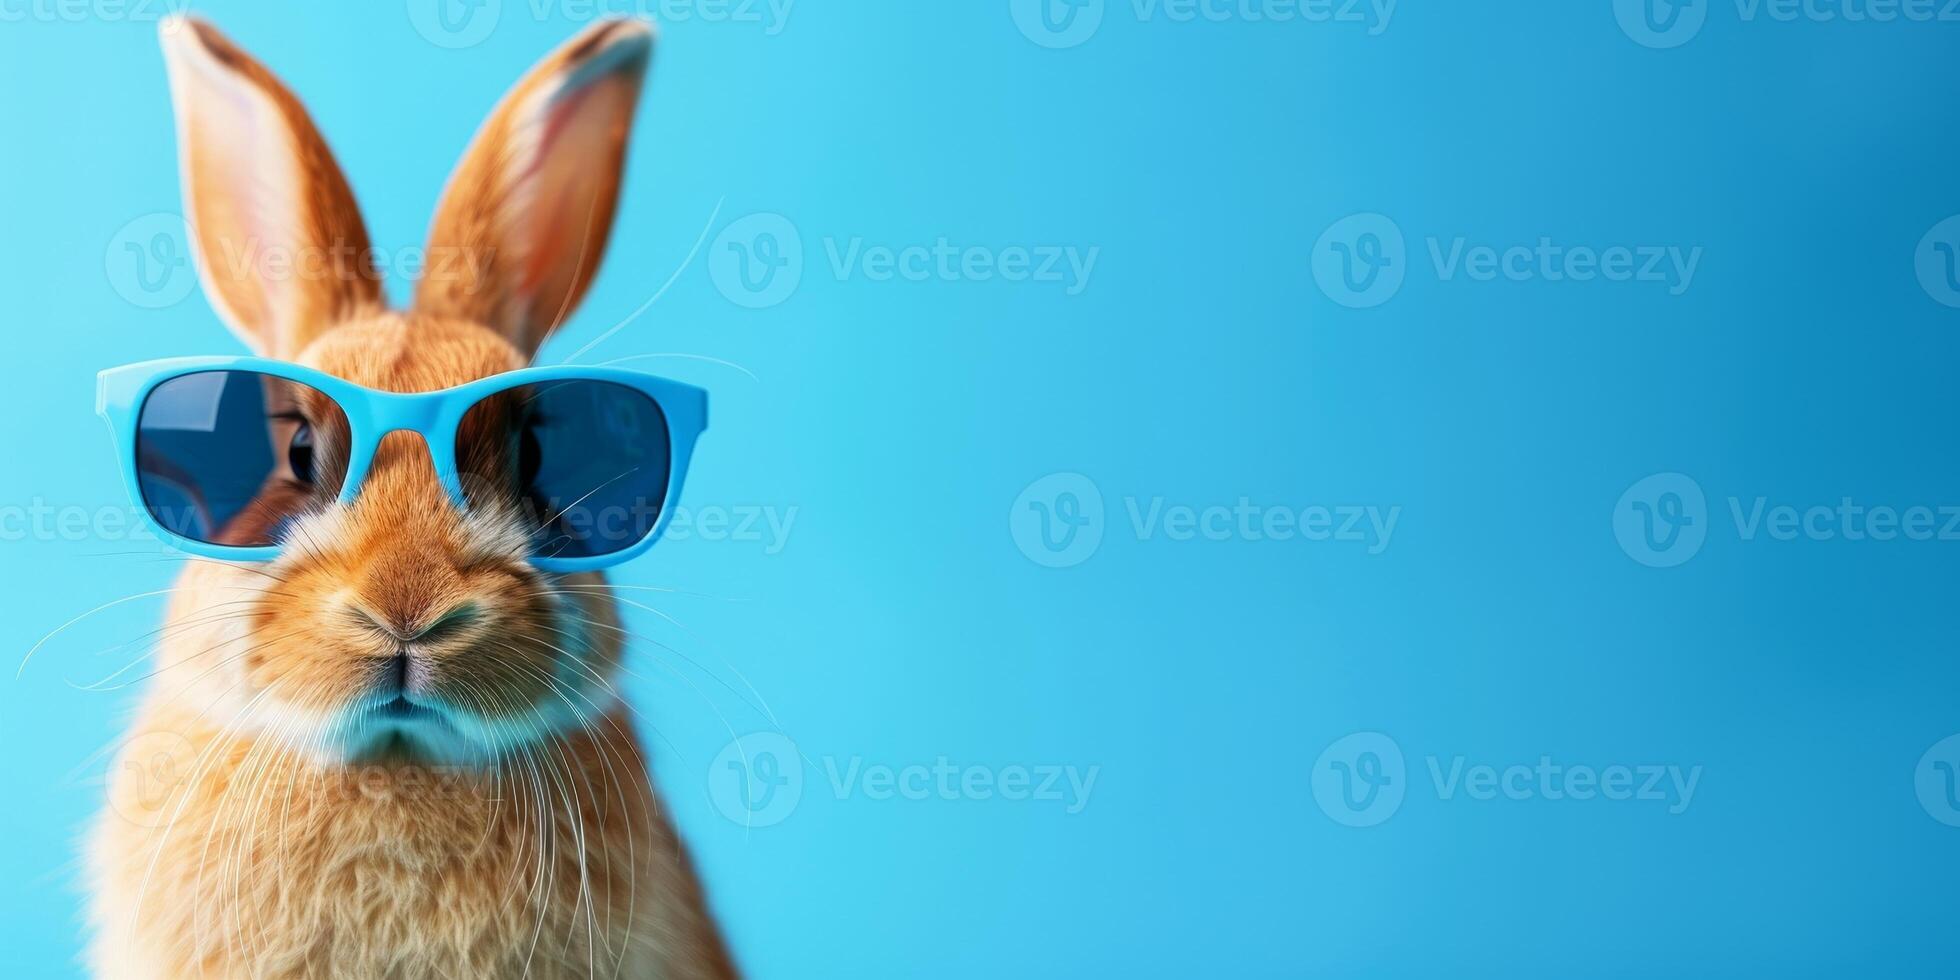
[352,600,479,645]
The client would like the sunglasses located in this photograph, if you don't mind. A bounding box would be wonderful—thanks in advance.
[97,357,707,573]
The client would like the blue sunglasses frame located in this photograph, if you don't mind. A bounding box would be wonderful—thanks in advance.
[97,356,708,574]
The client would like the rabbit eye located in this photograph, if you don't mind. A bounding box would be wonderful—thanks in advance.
[517,420,543,489]
[288,422,316,485]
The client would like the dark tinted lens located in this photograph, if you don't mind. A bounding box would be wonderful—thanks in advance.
[135,371,350,547]
[459,379,673,559]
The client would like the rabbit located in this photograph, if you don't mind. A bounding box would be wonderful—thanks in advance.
[86,15,738,979]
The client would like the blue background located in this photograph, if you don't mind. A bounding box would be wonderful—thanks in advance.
[4,1,1959,976]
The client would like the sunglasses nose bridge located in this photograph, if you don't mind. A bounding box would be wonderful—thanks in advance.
[357,392,464,505]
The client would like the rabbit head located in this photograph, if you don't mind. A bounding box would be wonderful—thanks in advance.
[151,15,656,763]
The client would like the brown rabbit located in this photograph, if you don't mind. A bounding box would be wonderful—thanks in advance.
[86,15,738,979]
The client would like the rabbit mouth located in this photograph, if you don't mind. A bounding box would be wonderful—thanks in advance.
[337,698,467,765]
[355,692,456,732]
[373,695,441,723]
[252,606,607,766]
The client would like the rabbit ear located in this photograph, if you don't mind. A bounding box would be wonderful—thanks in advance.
[414,18,655,360]
[159,16,381,358]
